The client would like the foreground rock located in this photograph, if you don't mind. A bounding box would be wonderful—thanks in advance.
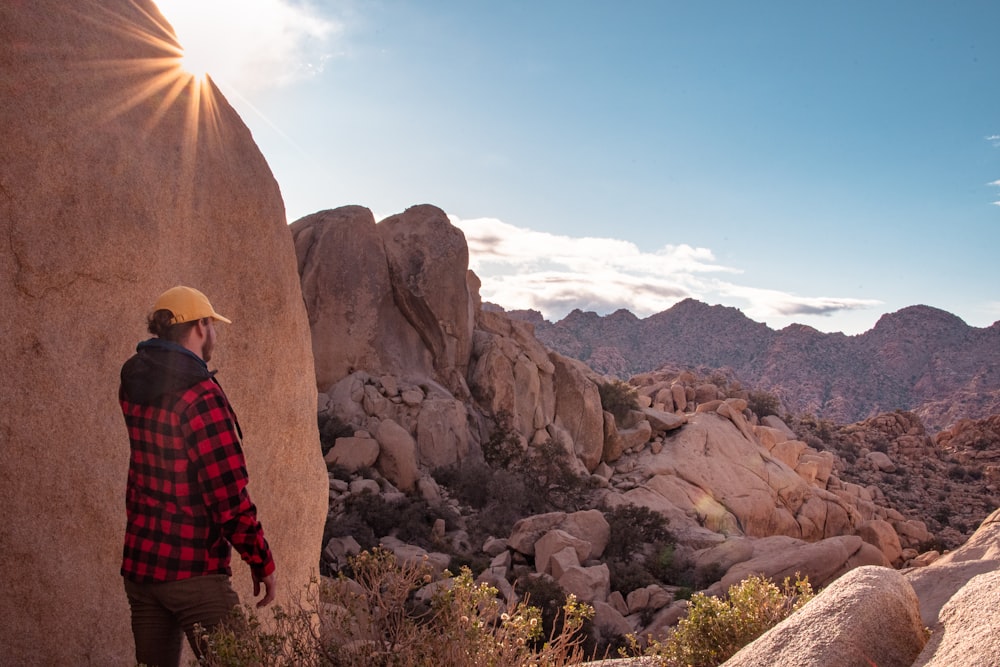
[725,566,926,667]
[911,569,1000,667]
[908,508,1000,666]
[1,2,327,664]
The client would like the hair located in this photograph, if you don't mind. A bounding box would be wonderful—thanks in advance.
[147,309,201,343]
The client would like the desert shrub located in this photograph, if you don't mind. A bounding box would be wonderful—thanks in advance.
[515,575,597,657]
[317,413,353,456]
[746,390,781,418]
[198,548,594,667]
[432,459,496,509]
[632,574,814,667]
[603,505,682,592]
[607,559,658,594]
[434,417,597,549]
[332,491,452,555]
[599,380,639,424]
[603,504,673,562]
[482,410,525,469]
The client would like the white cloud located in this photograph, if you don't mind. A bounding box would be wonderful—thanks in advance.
[714,284,882,320]
[154,0,339,91]
[450,215,882,325]
[989,180,1000,187]
[988,135,1000,148]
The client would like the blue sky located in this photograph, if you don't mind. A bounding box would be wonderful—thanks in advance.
[155,0,1000,335]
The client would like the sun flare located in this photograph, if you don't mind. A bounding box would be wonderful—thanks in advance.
[153,0,338,92]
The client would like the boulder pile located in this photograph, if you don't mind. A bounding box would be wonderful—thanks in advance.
[294,205,958,646]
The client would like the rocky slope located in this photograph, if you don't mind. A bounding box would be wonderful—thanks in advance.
[293,204,998,655]
[505,300,1000,431]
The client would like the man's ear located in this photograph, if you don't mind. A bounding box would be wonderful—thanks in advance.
[191,318,209,338]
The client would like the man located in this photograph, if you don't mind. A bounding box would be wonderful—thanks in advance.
[119,285,276,667]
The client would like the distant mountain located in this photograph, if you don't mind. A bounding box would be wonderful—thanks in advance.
[503,299,1000,431]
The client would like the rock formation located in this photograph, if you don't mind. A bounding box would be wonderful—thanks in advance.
[292,204,476,397]
[0,2,327,664]
[296,204,963,648]
[907,508,1000,666]
[724,566,927,667]
[791,410,999,549]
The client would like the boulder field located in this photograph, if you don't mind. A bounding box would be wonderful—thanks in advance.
[294,205,1000,654]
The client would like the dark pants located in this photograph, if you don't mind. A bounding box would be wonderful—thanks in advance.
[124,574,240,667]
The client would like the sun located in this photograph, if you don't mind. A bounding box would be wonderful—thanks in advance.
[153,0,218,83]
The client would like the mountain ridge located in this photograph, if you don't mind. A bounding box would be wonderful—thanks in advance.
[501,299,1000,431]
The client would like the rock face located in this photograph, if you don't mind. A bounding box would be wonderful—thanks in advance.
[911,569,1000,667]
[292,204,475,397]
[724,566,927,667]
[907,508,1000,666]
[506,300,1000,430]
[0,2,327,664]
[302,209,617,492]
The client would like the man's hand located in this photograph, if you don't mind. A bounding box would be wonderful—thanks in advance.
[253,570,277,608]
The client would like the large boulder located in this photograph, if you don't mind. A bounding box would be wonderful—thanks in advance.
[911,569,1000,667]
[710,534,889,592]
[468,310,556,443]
[550,353,604,472]
[291,207,432,389]
[907,508,1000,630]
[633,412,874,541]
[378,205,476,395]
[0,2,328,664]
[292,204,477,398]
[725,566,926,667]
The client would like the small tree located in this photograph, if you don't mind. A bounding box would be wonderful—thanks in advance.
[599,380,638,424]
[746,390,781,418]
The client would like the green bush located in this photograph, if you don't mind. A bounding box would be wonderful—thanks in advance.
[599,380,639,424]
[481,409,525,469]
[633,574,814,667]
[328,491,454,558]
[197,548,594,667]
[603,504,673,562]
[603,504,683,593]
[317,413,353,455]
[433,417,597,551]
[746,390,781,418]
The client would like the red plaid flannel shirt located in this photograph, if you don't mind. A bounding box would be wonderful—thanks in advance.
[121,378,275,583]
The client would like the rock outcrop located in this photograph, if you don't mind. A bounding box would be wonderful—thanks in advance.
[792,410,998,549]
[292,204,475,398]
[0,2,327,664]
[300,206,948,648]
[724,566,927,667]
[907,508,1000,666]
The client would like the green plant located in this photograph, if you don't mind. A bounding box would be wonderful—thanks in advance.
[746,390,781,418]
[631,574,814,667]
[482,410,526,469]
[317,413,353,456]
[603,504,682,593]
[603,505,673,561]
[598,380,639,424]
[197,548,594,667]
[329,491,453,558]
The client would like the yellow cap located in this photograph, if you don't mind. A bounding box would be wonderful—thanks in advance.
[153,286,232,325]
